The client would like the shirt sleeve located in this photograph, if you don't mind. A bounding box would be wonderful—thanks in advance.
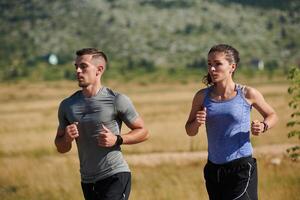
[57,100,69,130]
[115,94,139,124]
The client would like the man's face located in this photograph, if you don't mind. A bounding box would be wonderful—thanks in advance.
[74,54,101,88]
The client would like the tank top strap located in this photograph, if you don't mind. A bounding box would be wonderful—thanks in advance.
[235,83,251,106]
[235,83,246,97]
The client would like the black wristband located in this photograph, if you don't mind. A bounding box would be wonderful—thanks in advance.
[115,135,123,146]
[261,121,269,133]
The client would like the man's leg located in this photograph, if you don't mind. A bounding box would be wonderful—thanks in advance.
[81,182,97,200]
[94,172,131,200]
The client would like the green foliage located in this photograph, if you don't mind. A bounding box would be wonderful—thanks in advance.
[216,0,300,10]
[0,0,300,81]
[286,67,300,160]
[139,0,195,8]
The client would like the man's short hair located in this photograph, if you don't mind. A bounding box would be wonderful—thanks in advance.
[76,48,108,63]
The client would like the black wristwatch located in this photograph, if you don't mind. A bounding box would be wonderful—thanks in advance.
[261,121,269,133]
[115,135,123,146]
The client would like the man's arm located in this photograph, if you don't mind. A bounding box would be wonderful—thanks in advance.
[98,117,149,147]
[55,123,79,153]
[115,94,149,144]
[55,128,72,153]
[122,116,149,144]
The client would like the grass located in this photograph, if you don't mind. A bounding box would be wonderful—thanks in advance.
[0,155,298,200]
[0,76,299,199]
[131,157,300,200]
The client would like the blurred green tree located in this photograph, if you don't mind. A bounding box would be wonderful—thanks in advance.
[286,67,300,160]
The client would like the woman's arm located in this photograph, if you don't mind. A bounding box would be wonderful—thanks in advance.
[245,86,278,135]
[185,89,206,136]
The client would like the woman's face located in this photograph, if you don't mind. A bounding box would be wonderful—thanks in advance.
[207,52,236,83]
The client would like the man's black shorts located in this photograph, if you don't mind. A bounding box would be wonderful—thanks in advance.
[81,172,131,200]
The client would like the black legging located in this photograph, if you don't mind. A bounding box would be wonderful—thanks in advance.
[204,157,258,200]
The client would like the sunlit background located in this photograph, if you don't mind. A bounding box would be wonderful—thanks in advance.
[0,0,299,199]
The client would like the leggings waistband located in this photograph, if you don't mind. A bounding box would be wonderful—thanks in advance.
[207,156,253,168]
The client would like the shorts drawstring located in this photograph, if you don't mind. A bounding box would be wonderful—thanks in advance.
[232,162,252,200]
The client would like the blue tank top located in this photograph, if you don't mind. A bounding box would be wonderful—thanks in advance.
[203,84,253,164]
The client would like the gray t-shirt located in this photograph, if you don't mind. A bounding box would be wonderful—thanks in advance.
[58,87,138,183]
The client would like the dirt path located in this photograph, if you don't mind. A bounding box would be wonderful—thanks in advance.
[125,144,296,166]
